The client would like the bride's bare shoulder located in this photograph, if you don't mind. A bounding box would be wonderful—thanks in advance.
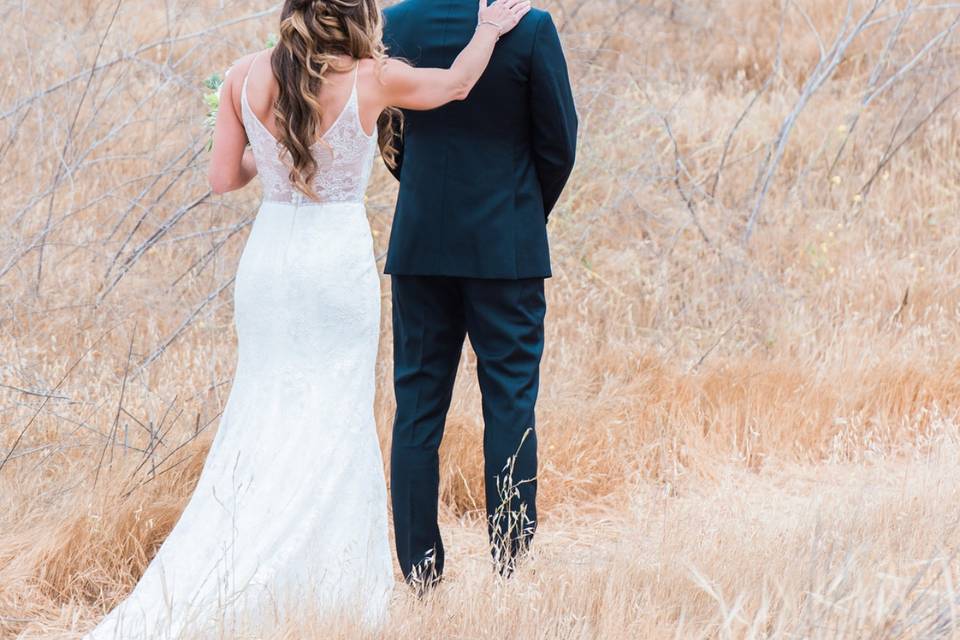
[220,49,276,113]
[224,49,274,84]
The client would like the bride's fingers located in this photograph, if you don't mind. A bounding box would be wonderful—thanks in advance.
[509,3,530,19]
[483,0,529,29]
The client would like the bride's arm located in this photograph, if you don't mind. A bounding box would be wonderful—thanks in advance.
[377,0,531,111]
[209,61,259,195]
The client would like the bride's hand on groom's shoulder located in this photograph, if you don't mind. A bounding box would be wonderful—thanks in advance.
[478,0,532,37]
[374,0,532,113]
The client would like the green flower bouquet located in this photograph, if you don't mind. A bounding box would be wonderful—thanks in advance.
[203,72,224,151]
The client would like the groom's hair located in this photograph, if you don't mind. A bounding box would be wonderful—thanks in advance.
[271,0,402,200]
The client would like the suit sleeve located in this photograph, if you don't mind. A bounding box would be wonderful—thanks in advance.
[529,13,578,220]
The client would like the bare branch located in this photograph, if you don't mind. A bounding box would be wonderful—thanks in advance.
[661,115,712,245]
[743,0,889,243]
[134,276,236,375]
[0,5,282,121]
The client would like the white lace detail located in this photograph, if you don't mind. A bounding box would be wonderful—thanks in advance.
[241,57,378,205]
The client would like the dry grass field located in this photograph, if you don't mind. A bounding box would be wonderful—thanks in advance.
[1,0,960,637]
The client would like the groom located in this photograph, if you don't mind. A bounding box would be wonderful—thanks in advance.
[382,0,578,586]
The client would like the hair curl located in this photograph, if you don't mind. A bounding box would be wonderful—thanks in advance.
[272,0,401,200]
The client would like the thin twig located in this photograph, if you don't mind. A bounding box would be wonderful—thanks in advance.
[0,322,122,475]
[743,0,889,243]
[134,276,235,374]
[97,188,212,303]
[93,322,136,487]
[0,383,73,402]
[661,115,712,245]
[35,0,124,294]
[0,5,282,121]
[710,74,774,199]
[859,85,960,199]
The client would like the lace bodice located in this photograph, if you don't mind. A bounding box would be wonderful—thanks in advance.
[241,57,378,205]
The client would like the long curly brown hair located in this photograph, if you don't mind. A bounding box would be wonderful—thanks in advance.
[272,0,401,200]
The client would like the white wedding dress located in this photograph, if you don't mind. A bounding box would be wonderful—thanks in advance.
[85,58,393,639]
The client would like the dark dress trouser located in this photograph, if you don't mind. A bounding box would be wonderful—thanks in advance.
[390,275,546,581]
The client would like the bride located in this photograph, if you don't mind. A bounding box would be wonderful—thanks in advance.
[84,0,530,637]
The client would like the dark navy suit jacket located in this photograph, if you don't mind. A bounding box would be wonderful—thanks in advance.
[382,0,578,279]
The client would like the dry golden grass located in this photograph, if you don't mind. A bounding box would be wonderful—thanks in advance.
[1,0,959,637]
